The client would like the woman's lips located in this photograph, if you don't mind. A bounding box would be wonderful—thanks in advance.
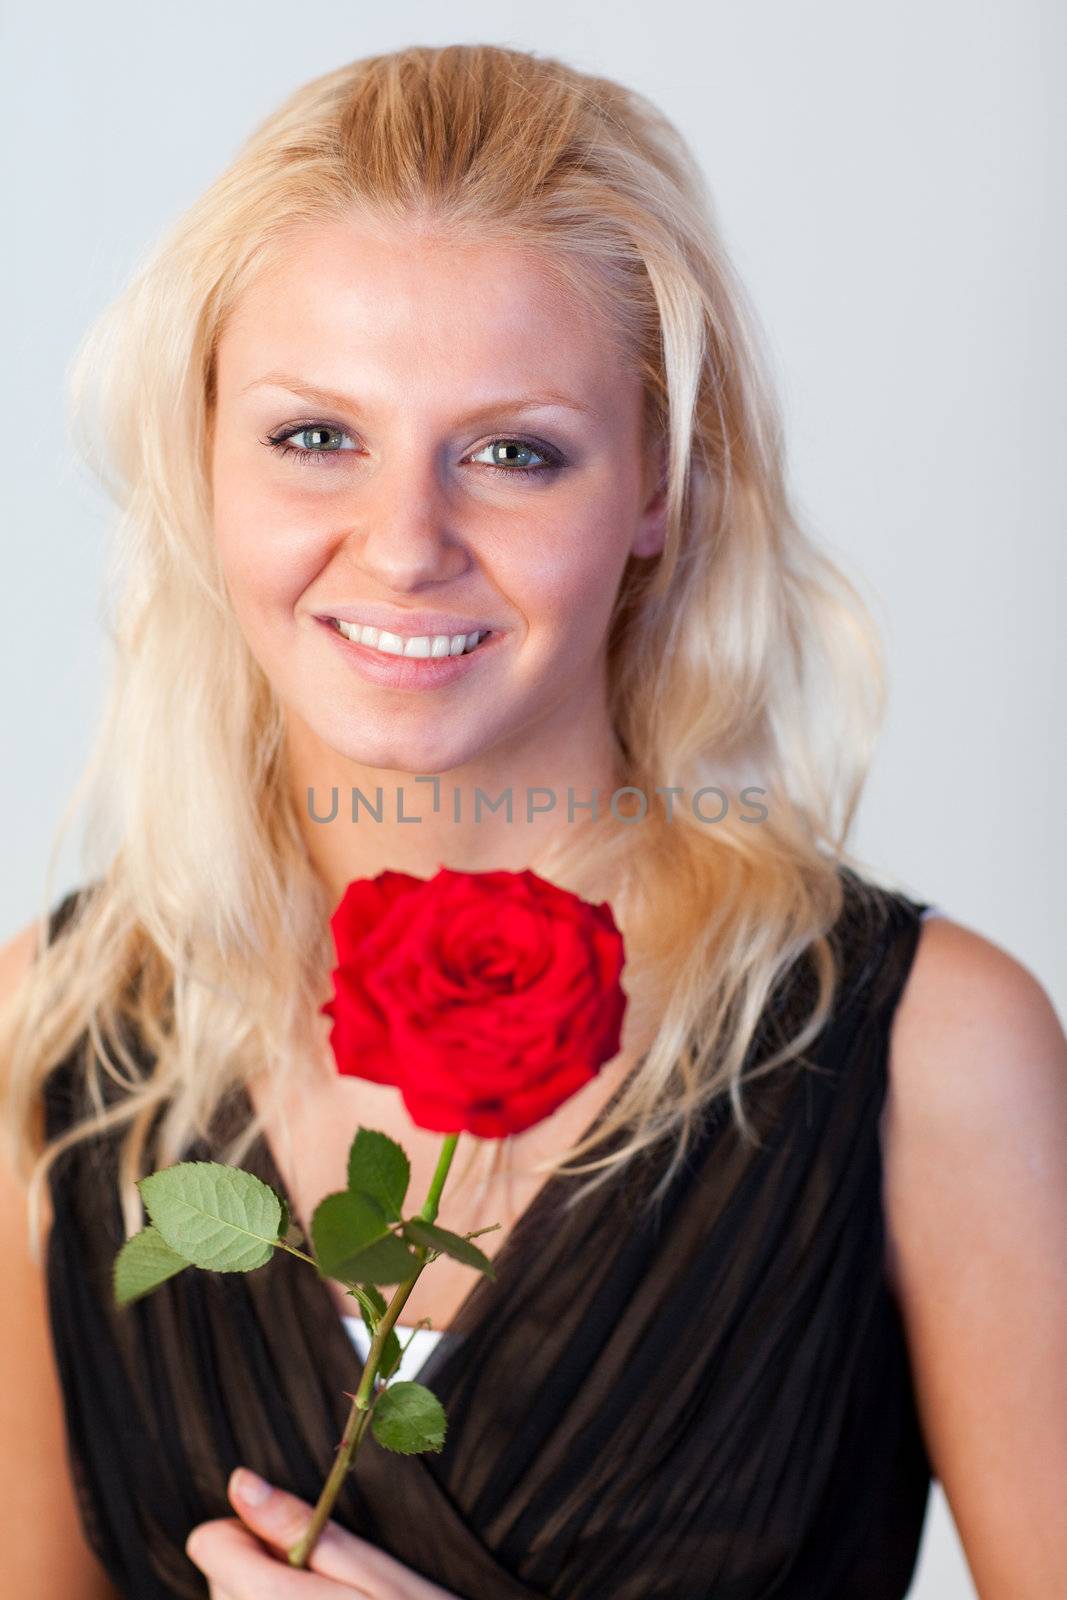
[315,615,505,690]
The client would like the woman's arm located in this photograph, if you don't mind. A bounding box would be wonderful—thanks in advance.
[0,921,123,1600]
[883,914,1067,1597]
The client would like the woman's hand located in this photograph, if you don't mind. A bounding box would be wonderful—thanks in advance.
[185,1467,464,1598]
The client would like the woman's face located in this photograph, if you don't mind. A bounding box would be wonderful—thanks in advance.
[210,216,665,778]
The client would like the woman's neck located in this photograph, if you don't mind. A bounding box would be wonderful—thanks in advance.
[284,714,629,905]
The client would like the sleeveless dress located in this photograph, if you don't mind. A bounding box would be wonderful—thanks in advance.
[39,872,937,1599]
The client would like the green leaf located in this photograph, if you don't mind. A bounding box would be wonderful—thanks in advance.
[346,1282,385,1326]
[312,1190,422,1284]
[370,1381,447,1454]
[327,1231,424,1286]
[137,1161,283,1272]
[113,1224,190,1306]
[312,1188,388,1268]
[340,1283,398,1378]
[402,1219,497,1279]
[347,1129,410,1222]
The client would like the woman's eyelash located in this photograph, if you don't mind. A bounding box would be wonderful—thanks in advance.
[261,423,566,477]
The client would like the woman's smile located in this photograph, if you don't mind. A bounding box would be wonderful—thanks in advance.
[314,612,506,691]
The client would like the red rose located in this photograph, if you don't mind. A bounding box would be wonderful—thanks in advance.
[320,866,628,1136]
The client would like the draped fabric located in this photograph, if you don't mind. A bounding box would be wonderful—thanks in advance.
[41,870,934,1599]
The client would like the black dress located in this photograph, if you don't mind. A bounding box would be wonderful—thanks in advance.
[40,871,934,1599]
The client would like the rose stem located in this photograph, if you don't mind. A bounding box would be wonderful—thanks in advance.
[286,1132,461,1569]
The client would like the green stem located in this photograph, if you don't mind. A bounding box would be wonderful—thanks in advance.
[419,1132,460,1221]
[274,1240,320,1269]
[285,1133,461,1569]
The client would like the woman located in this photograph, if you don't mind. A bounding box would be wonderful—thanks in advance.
[1,42,1064,1600]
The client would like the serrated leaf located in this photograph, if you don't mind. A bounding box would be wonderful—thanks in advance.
[313,1190,423,1285]
[370,1381,447,1454]
[402,1218,497,1279]
[137,1161,283,1272]
[113,1224,189,1306]
[327,1231,423,1286]
[347,1129,410,1222]
[311,1189,390,1275]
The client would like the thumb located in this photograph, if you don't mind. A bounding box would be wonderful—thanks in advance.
[227,1467,354,1570]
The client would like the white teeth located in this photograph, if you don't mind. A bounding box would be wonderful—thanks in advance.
[334,620,488,658]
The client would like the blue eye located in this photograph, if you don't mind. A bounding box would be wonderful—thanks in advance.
[261,423,566,479]
[263,424,358,464]
[466,438,560,473]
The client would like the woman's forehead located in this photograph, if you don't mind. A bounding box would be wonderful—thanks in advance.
[215,225,633,421]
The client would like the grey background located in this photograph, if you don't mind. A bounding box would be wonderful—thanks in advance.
[3,4,1064,1593]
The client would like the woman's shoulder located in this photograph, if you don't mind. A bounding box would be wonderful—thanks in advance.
[0,918,40,1005]
[0,907,52,1120]
[878,909,1067,1586]
[824,867,1061,1100]
[0,897,78,1232]
[861,867,1066,1159]
[882,903,1065,1230]
[886,908,1064,1119]
[1,882,102,1165]
[1,881,93,990]
[0,921,46,1170]
[0,907,123,1597]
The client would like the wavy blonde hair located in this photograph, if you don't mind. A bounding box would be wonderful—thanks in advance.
[3,43,901,1264]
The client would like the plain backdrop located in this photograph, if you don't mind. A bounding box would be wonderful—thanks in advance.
[3,4,1064,1595]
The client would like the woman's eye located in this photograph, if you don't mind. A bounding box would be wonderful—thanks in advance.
[466,438,564,475]
[261,425,565,479]
[263,424,357,466]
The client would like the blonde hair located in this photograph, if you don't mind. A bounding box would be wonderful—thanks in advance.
[2,43,900,1263]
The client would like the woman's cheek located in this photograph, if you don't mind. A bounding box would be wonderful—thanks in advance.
[216,505,334,625]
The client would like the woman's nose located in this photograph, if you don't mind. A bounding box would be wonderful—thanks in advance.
[337,455,473,589]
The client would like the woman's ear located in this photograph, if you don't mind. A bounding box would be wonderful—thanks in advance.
[632,439,668,560]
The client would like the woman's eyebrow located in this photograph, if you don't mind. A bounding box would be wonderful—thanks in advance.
[239,373,599,421]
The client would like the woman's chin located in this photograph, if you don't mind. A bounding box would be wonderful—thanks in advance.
[306,728,489,783]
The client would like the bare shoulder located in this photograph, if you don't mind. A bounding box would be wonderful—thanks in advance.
[0,917,50,1214]
[0,915,122,1598]
[884,913,1066,1179]
[0,917,41,1001]
[888,912,1064,1095]
[0,917,48,1174]
[882,913,1067,1596]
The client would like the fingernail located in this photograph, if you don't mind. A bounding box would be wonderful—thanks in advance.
[232,1467,272,1506]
